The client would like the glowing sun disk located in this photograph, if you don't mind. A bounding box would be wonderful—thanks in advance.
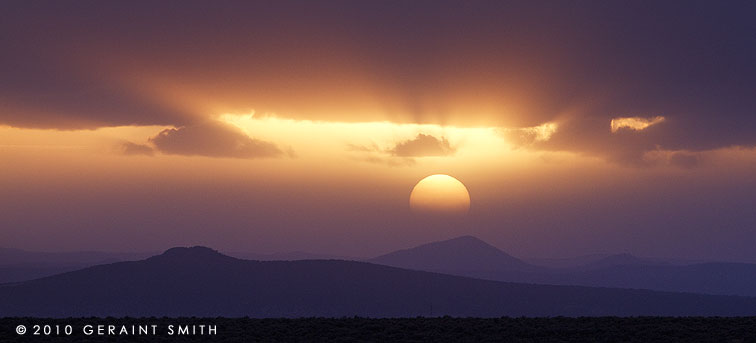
[409,174,471,216]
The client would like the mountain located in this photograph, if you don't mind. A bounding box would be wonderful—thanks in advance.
[2,246,756,317]
[369,236,536,273]
[367,237,756,297]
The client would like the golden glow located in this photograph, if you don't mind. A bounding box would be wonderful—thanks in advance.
[217,112,509,164]
[522,122,558,141]
[611,116,665,133]
[499,121,558,147]
[525,123,557,142]
[409,174,471,216]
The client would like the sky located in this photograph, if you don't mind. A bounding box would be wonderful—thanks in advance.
[1,1,755,262]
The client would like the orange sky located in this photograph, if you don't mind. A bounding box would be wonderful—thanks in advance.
[1,1,755,261]
[2,120,755,261]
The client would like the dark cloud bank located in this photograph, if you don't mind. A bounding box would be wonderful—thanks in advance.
[121,121,284,159]
[1,1,755,162]
[348,134,455,167]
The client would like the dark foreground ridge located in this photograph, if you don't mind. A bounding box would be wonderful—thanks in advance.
[2,246,756,317]
[2,317,756,342]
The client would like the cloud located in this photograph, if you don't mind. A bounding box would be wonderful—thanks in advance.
[502,122,558,147]
[0,52,195,129]
[611,116,666,133]
[120,142,154,156]
[148,121,284,159]
[389,134,456,157]
[525,115,671,167]
[1,0,755,160]
[346,134,453,166]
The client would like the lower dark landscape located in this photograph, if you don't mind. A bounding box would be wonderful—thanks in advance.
[3,246,756,317]
[2,317,756,342]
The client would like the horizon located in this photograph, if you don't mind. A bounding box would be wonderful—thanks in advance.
[1,234,749,265]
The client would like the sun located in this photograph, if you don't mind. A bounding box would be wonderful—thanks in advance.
[409,174,471,216]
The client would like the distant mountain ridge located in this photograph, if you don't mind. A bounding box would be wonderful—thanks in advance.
[3,246,756,317]
[4,237,756,298]
[369,235,536,272]
[366,236,756,297]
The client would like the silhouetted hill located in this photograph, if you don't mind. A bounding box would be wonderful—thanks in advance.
[157,246,231,262]
[2,246,756,317]
[367,237,756,297]
[369,236,536,273]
